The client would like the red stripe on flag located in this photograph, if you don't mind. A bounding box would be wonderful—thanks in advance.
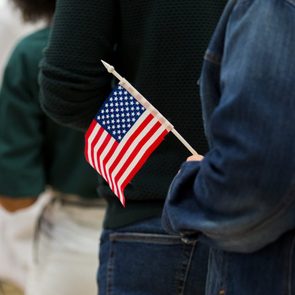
[93,132,112,174]
[113,121,162,195]
[101,140,119,185]
[118,129,169,201]
[89,127,104,170]
[107,114,154,191]
[85,120,98,139]
[84,120,98,162]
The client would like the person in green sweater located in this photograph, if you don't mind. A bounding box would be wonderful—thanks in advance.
[39,1,226,294]
[0,1,105,294]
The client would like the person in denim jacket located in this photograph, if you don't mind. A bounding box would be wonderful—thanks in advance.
[162,0,295,294]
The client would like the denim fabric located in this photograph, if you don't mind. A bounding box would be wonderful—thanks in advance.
[98,217,208,295]
[162,0,295,293]
[207,229,295,295]
[163,0,295,253]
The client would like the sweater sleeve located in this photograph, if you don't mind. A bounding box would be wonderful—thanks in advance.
[39,0,117,130]
[0,40,45,197]
[162,0,295,253]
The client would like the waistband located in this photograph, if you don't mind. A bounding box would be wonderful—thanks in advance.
[51,190,106,208]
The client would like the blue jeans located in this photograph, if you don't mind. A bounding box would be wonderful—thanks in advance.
[98,217,208,295]
[206,228,295,295]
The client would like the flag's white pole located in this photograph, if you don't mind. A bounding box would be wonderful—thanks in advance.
[101,60,199,156]
[170,129,198,156]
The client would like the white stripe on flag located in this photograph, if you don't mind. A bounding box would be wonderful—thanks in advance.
[87,124,100,168]
[93,130,108,174]
[116,124,167,201]
[109,116,159,195]
[99,136,117,181]
[104,111,150,190]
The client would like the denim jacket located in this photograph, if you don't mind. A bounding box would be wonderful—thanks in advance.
[162,0,295,254]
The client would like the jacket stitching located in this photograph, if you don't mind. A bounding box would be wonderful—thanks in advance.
[204,180,295,241]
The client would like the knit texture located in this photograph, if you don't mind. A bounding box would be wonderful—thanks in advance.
[40,0,226,226]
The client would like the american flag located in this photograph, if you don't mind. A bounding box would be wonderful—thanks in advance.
[85,85,172,206]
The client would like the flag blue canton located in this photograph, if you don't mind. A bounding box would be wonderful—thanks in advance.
[96,86,146,142]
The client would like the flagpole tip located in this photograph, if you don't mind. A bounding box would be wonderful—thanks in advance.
[101,60,114,73]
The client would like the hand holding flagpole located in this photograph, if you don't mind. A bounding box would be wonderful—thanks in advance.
[101,60,199,156]
[85,60,201,205]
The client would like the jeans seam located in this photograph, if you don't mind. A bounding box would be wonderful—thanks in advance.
[182,241,197,295]
[288,235,295,295]
[106,239,114,295]
[175,242,196,295]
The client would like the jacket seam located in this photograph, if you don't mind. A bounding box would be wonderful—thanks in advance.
[204,50,221,66]
[285,0,295,8]
[204,182,295,241]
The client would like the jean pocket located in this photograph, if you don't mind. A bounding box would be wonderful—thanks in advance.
[207,230,295,295]
[103,232,196,295]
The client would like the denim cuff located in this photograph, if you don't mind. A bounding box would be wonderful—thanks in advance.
[161,161,201,235]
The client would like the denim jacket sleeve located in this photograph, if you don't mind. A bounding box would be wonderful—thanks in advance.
[162,0,295,253]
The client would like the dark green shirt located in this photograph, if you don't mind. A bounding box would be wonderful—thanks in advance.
[39,1,226,228]
[0,28,98,199]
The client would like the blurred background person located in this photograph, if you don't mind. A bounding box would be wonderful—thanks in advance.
[0,0,43,82]
[0,0,105,294]
[39,0,227,294]
[0,0,44,293]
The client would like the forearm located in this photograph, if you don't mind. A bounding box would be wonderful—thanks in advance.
[0,196,37,212]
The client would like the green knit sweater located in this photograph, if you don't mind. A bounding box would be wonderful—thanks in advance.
[39,0,226,228]
[0,28,98,199]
